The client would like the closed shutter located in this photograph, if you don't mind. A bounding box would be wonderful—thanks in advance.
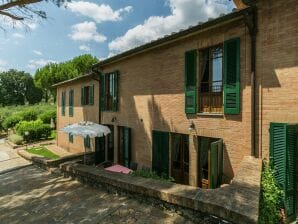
[224,37,240,115]
[100,73,105,111]
[123,127,131,167]
[210,139,223,189]
[69,90,74,117]
[89,84,94,105]
[152,130,169,176]
[81,87,84,106]
[84,135,90,148]
[61,91,65,116]
[270,123,297,221]
[112,71,119,112]
[185,50,197,114]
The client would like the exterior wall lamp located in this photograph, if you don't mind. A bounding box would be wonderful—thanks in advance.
[189,121,195,131]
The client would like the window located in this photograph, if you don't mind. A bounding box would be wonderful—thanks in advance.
[84,135,90,148]
[100,71,118,111]
[69,89,74,117]
[61,91,66,116]
[81,85,94,106]
[199,45,223,113]
[69,133,73,143]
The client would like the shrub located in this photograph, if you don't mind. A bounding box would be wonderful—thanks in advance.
[16,120,51,142]
[131,169,175,182]
[2,114,23,130]
[38,110,56,124]
[8,134,23,145]
[19,109,38,121]
[259,161,283,224]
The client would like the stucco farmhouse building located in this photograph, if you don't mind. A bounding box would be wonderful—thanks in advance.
[54,0,298,220]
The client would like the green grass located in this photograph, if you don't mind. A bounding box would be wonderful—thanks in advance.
[27,146,60,160]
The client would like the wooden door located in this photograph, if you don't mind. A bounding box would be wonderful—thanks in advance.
[95,136,105,165]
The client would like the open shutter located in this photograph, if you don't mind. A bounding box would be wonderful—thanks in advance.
[112,71,119,111]
[185,50,197,114]
[95,137,105,164]
[152,130,169,176]
[61,91,65,116]
[84,135,90,148]
[69,90,73,117]
[100,73,105,111]
[123,127,131,167]
[89,84,94,105]
[270,123,297,221]
[81,87,84,106]
[224,37,240,115]
[210,139,222,189]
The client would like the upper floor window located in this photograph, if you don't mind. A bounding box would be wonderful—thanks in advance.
[81,85,94,106]
[100,71,119,112]
[61,91,66,116]
[69,89,74,117]
[199,46,223,113]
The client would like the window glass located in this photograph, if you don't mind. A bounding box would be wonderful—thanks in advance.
[212,47,223,92]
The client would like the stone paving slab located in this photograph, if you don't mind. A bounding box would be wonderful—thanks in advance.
[0,166,219,224]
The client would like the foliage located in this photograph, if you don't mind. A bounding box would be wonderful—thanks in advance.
[0,69,42,106]
[16,120,51,142]
[38,110,56,124]
[130,169,175,182]
[8,134,23,145]
[259,161,283,224]
[2,114,23,130]
[50,130,56,139]
[27,146,59,160]
[19,108,39,121]
[34,54,98,102]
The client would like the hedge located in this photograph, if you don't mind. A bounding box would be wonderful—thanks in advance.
[38,110,56,124]
[16,120,51,142]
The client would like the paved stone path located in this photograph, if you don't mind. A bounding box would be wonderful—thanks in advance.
[0,138,31,173]
[0,166,218,224]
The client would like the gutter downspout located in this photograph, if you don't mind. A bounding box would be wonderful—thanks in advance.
[244,6,258,157]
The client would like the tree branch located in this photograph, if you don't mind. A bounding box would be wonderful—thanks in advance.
[0,0,42,11]
[0,10,24,20]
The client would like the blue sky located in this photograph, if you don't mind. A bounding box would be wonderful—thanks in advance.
[0,0,235,74]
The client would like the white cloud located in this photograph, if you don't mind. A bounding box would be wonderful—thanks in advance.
[69,21,106,43]
[79,44,91,52]
[0,17,38,31]
[66,1,133,23]
[27,59,56,69]
[33,50,43,56]
[0,59,7,71]
[12,33,25,39]
[109,0,233,54]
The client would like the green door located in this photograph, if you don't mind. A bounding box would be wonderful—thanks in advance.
[152,130,169,176]
[123,127,131,167]
[210,139,223,189]
[95,136,105,164]
[270,123,297,221]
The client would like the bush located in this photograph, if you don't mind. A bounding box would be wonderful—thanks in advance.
[130,169,175,182]
[2,114,23,130]
[8,134,23,145]
[38,110,56,124]
[16,120,51,142]
[259,161,283,224]
[19,109,38,121]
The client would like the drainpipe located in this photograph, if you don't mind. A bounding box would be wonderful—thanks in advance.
[244,6,258,157]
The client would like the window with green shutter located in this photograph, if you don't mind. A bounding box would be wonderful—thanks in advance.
[81,85,94,106]
[69,133,73,143]
[223,37,240,115]
[101,71,119,111]
[100,73,105,111]
[61,91,66,116]
[270,123,297,221]
[69,89,74,117]
[89,84,94,105]
[185,50,197,114]
[152,130,169,176]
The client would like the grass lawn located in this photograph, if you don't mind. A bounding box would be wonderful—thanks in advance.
[27,146,60,160]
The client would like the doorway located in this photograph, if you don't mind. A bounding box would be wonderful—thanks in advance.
[95,136,105,165]
[106,125,114,162]
[118,126,131,167]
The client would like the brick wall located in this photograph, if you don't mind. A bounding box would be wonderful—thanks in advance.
[56,78,100,153]
[100,19,252,185]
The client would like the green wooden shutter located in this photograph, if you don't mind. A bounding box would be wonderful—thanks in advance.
[61,91,65,116]
[100,73,105,111]
[95,137,105,164]
[112,71,119,112]
[81,87,84,106]
[89,84,94,105]
[84,135,90,148]
[270,123,297,221]
[210,139,223,189]
[69,90,74,117]
[224,37,240,115]
[123,127,131,167]
[185,50,197,114]
[152,130,169,176]
[69,133,73,143]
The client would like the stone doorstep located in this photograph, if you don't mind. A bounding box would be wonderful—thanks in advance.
[59,156,262,224]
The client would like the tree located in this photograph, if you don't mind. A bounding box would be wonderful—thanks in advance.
[0,69,42,106]
[71,54,98,75]
[0,0,67,24]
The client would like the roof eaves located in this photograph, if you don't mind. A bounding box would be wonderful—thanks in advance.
[52,73,96,88]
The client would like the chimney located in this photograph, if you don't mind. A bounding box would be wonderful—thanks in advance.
[233,0,248,9]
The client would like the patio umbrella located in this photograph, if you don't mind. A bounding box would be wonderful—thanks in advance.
[60,121,111,164]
